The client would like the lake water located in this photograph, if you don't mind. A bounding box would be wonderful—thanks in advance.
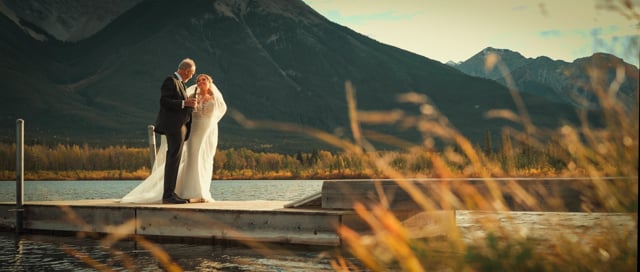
[0,180,636,271]
[0,180,324,202]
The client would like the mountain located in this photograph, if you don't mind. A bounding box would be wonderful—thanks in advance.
[451,47,639,110]
[453,48,529,80]
[0,0,144,42]
[0,0,594,152]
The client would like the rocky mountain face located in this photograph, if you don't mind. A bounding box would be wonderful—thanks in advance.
[0,0,143,41]
[0,0,598,152]
[452,47,639,109]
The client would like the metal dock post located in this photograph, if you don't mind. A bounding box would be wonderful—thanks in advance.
[15,119,24,234]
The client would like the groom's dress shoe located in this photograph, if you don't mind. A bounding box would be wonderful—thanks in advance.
[171,193,190,203]
[162,196,188,204]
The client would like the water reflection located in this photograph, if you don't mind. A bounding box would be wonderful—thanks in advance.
[0,232,352,271]
[10,239,24,271]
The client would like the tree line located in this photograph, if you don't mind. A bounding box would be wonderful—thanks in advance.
[0,143,370,180]
[0,140,566,180]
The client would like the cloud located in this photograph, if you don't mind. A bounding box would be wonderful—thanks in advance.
[540,29,563,38]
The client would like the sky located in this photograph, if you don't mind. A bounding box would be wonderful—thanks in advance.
[302,0,640,67]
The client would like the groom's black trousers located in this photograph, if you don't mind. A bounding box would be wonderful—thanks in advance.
[163,125,187,199]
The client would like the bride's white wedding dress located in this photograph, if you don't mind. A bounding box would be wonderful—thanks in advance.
[120,83,227,203]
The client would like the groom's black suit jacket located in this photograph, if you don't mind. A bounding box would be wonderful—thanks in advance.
[154,74,192,140]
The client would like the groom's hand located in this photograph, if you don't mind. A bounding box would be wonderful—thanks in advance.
[184,97,198,108]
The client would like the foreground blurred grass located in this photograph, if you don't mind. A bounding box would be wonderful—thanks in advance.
[234,69,637,270]
[38,1,639,270]
[316,28,637,272]
[324,51,637,271]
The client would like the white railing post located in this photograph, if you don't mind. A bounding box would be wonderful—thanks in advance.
[147,125,156,168]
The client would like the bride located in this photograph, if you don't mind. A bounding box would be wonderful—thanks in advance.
[120,74,227,203]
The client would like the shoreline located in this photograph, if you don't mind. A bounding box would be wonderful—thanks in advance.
[0,170,376,181]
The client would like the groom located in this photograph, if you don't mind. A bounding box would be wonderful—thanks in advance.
[154,58,197,204]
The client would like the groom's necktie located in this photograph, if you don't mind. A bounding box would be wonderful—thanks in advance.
[180,81,187,97]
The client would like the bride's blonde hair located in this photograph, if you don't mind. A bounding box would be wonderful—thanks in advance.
[197,74,213,84]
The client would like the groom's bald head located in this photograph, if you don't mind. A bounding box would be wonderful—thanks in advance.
[177,58,196,82]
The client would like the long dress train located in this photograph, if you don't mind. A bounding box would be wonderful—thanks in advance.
[120,83,226,203]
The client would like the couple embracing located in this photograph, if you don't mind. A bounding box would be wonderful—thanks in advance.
[121,58,227,204]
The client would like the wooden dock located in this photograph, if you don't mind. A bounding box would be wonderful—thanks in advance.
[1,177,633,246]
[0,197,454,246]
